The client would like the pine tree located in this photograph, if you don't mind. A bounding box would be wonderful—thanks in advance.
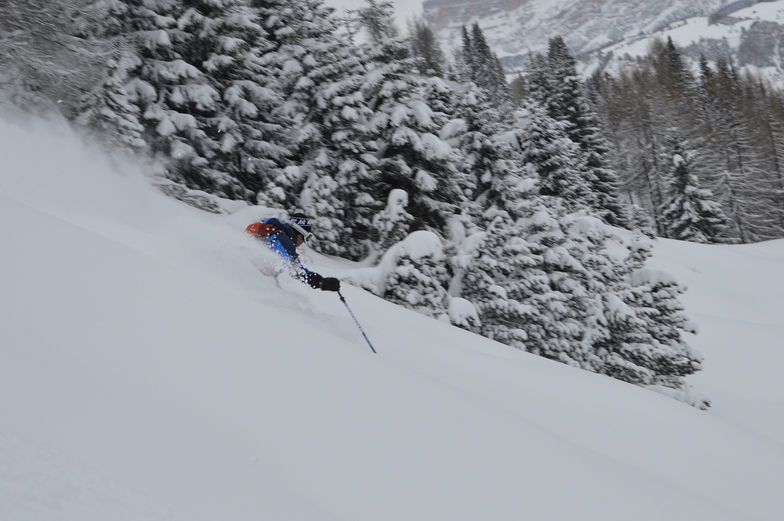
[450,25,475,83]
[459,209,540,345]
[351,0,399,44]
[473,205,602,369]
[75,51,147,153]
[149,0,292,200]
[253,0,381,259]
[525,53,549,104]
[382,232,451,320]
[354,1,468,242]
[408,18,445,77]
[372,189,414,252]
[660,144,730,243]
[96,0,285,200]
[463,23,510,108]
[89,0,230,195]
[537,36,628,226]
[509,72,527,106]
[444,83,509,209]
[502,101,594,210]
[599,236,707,409]
[657,37,697,94]
[459,150,600,370]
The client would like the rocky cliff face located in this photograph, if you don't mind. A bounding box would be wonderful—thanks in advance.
[423,0,784,87]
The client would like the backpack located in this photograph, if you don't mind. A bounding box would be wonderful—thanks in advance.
[245,221,281,239]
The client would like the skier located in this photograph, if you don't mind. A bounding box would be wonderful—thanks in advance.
[246,212,341,292]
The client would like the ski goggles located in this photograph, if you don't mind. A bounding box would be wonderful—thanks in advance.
[290,221,314,243]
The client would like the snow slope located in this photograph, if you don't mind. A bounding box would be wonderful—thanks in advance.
[584,0,784,85]
[1,116,783,520]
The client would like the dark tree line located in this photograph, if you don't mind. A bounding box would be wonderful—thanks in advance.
[593,37,784,243]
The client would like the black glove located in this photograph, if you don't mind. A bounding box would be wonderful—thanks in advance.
[320,277,341,292]
[307,272,323,289]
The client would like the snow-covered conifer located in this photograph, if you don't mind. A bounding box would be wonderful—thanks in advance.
[253,0,379,259]
[660,145,730,243]
[75,52,147,153]
[160,0,291,200]
[461,23,510,108]
[443,83,509,209]
[537,36,628,226]
[94,0,224,193]
[408,18,446,77]
[382,231,450,320]
[373,189,414,252]
[459,209,538,343]
[501,101,595,210]
[354,5,468,240]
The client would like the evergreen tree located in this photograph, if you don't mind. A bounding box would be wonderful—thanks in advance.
[449,25,475,83]
[502,101,594,210]
[372,189,414,252]
[171,0,292,199]
[424,78,493,205]
[408,18,445,77]
[459,145,600,370]
[352,0,399,44]
[474,205,601,369]
[509,72,527,106]
[87,0,237,195]
[459,209,538,345]
[253,0,380,259]
[538,36,628,226]
[460,23,510,108]
[75,52,147,153]
[444,83,509,209]
[656,37,697,94]
[355,2,468,241]
[382,232,450,320]
[600,237,707,408]
[660,144,730,243]
[525,53,549,104]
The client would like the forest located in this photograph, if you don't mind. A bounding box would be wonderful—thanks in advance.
[5,0,779,407]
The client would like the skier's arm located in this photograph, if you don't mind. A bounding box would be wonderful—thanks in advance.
[264,230,338,290]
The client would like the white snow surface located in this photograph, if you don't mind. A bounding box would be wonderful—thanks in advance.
[1,116,783,520]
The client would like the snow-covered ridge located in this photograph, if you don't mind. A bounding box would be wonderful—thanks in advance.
[584,0,784,85]
[426,0,784,86]
[424,0,728,63]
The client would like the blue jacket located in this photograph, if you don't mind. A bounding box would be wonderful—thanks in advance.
[262,218,322,288]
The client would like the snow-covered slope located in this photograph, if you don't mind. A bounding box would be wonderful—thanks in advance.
[584,0,784,85]
[424,0,728,62]
[1,116,783,520]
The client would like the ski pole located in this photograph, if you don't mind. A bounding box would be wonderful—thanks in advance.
[338,291,377,354]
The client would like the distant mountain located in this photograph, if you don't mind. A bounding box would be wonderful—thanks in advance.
[424,0,784,86]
